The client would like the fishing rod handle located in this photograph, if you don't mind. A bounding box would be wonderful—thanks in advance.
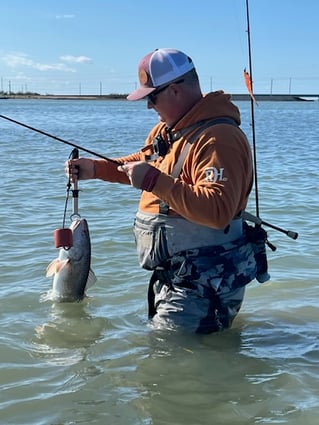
[240,211,298,240]
[287,230,299,240]
[239,210,262,225]
[71,149,79,216]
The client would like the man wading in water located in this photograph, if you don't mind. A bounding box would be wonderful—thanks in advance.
[67,48,267,333]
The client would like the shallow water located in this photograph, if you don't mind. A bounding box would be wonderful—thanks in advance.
[0,99,318,424]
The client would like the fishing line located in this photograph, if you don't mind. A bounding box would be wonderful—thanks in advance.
[0,113,120,165]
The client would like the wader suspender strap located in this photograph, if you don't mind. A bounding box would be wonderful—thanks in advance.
[159,117,239,214]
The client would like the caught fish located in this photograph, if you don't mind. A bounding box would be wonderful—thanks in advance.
[46,218,96,302]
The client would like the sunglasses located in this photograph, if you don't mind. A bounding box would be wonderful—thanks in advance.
[146,79,184,105]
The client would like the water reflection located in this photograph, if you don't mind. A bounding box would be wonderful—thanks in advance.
[131,325,306,425]
[134,329,228,423]
[33,301,111,366]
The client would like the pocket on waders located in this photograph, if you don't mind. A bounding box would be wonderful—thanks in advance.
[133,217,170,270]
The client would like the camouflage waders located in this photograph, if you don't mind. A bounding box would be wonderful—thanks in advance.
[148,235,257,334]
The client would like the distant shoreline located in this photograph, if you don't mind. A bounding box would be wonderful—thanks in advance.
[1,93,318,101]
[0,94,128,101]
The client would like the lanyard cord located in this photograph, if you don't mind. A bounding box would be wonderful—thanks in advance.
[62,179,72,228]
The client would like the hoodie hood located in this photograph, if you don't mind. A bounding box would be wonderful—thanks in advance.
[174,91,241,130]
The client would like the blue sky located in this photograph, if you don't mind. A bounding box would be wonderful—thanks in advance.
[1,0,318,95]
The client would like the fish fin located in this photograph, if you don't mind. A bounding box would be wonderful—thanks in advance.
[46,259,59,277]
[86,268,97,288]
[45,259,69,277]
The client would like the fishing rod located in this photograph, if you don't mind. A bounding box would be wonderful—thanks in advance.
[240,211,298,240]
[245,0,259,217]
[0,113,120,165]
[244,0,298,241]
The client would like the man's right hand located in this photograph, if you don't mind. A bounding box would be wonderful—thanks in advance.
[65,158,95,182]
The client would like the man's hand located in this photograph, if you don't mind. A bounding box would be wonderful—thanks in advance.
[118,161,161,191]
[65,158,95,182]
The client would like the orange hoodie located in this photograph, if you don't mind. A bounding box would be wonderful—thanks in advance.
[94,91,253,229]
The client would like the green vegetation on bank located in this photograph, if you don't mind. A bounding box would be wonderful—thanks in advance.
[0,91,128,99]
[1,91,318,102]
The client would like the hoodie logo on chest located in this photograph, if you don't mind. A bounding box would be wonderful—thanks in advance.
[204,167,228,183]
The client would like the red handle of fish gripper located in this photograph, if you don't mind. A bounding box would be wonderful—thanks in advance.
[54,228,73,249]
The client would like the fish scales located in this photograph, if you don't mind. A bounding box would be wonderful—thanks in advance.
[46,218,96,302]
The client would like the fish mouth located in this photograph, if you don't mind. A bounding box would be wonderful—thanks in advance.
[71,218,88,231]
[71,218,82,228]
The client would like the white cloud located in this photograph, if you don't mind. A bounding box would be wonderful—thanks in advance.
[10,72,32,81]
[55,14,75,19]
[2,53,76,72]
[3,53,33,67]
[60,55,92,64]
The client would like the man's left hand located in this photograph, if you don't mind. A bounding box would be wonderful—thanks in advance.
[118,161,160,191]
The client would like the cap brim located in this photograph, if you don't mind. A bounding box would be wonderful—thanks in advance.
[127,86,156,101]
